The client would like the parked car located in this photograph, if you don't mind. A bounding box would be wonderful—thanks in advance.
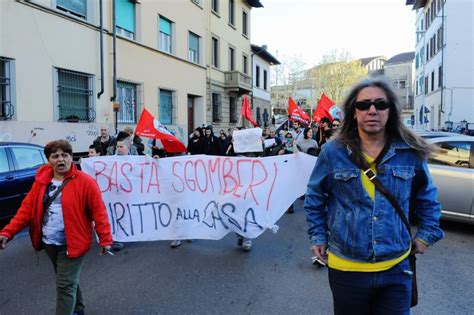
[414,130,471,139]
[0,142,47,227]
[427,136,474,224]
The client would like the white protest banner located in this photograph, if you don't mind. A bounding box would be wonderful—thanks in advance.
[81,154,316,242]
[232,128,263,153]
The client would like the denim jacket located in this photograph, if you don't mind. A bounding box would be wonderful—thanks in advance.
[304,139,444,262]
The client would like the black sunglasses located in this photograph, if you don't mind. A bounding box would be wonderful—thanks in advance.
[354,100,391,111]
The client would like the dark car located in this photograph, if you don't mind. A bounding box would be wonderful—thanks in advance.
[0,142,47,227]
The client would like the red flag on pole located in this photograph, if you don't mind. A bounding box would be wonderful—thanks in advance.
[135,108,187,153]
[312,93,338,123]
[288,97,310,125]
[241,95,258,127]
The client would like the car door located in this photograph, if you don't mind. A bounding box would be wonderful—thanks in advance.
[428,140,474,221]
[0,147,19,221]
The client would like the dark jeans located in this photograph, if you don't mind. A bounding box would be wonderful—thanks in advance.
[328,257,412,315]
[43,244,86,315]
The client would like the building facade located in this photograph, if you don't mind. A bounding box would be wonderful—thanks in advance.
[251,44,280,127]
[407,0,474,131]
[383,52,415,126]
[0,0,265,152]
[359,56,387,76]
[206,0,263,131]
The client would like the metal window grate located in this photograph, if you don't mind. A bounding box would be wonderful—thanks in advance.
[57,68,94,122]
[117,81,137,123]
[0,57,14,120]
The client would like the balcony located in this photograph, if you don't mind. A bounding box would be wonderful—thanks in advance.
[224,71,252,95]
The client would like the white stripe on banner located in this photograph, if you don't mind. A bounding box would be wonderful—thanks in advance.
[81,153,317,242]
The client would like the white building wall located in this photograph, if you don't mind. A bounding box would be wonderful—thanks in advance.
[252,54,270,101]
[413,0,474,130]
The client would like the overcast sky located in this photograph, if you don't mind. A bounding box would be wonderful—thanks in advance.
[251,0,416,67]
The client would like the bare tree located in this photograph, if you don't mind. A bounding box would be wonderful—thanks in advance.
[309,49,368,104]
[271,54,307,116]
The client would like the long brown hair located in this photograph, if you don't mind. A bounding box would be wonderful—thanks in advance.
[335,78,433,166]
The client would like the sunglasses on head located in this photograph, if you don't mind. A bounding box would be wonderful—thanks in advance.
[354,99,391,111]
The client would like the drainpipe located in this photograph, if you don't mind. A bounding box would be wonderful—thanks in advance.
[97,0,104,99]
[111,0,118,133]
[440,2,445,124]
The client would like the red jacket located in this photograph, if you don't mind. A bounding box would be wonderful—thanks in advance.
[0,164,112,258]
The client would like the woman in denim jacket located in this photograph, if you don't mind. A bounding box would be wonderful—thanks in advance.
[304,79,444,315]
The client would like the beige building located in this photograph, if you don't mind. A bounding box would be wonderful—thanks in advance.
[383,52,415,126]
[206,0,263,130]
[0,0,263,152]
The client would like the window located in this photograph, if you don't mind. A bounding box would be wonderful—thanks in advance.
[242,55,248,74]
[212,0,218,13]
[419,77,424,95]
[191,0,202,6]
[116,81,138,123]
[431,71,435,91]
[432,1,436,20]
[399,80,406,89]
[212,37,219,68]
[11,147,45,170]
[229,47,235,71]
[159,89,173,125]
[255,65,260,87]
[229,97,237,123]
[424,76,428,95]
[415,80,418,95]
[426,44,429,61]
[212,93,221,122]
[116,0,135,39]
[438,25,444,49]
[189,32,200,64]
[263,70,268,90]
[159,16,172,53]
[438,66,443,88]
[429,142,471,168]
[415,52,419,69]
[256,107,261,125]
[0,148,9,173]
[0,57,14,120]
[242,11,248,36]
[57,0,86,19]
[229,0,235,25]
[56,68,94,122]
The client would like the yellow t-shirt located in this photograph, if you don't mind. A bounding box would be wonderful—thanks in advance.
[327,153,411,272]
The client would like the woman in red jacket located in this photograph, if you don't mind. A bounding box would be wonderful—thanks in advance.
[0,140,112,315]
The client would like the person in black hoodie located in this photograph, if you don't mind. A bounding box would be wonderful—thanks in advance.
[187,127,203,155]
[201,126,220,155]
[217,132,231,156]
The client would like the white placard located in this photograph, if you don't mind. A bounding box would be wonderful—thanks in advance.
[232,128,263,153]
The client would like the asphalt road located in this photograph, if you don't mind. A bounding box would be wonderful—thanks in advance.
[0,200,473,315]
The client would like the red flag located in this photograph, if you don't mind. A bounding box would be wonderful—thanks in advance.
[241,95,258,127]
[313,93,338,123]
[135,108,186,153]
[288,97,310,125]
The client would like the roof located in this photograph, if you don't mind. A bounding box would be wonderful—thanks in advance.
[385,52,415,65]
[358,56,386,66]
[245,0,264,8]
[251,44,281,65]
[406,0,427,10]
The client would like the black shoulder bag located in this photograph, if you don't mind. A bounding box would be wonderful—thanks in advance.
[350,149,418,308]
[43,177,73,211]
